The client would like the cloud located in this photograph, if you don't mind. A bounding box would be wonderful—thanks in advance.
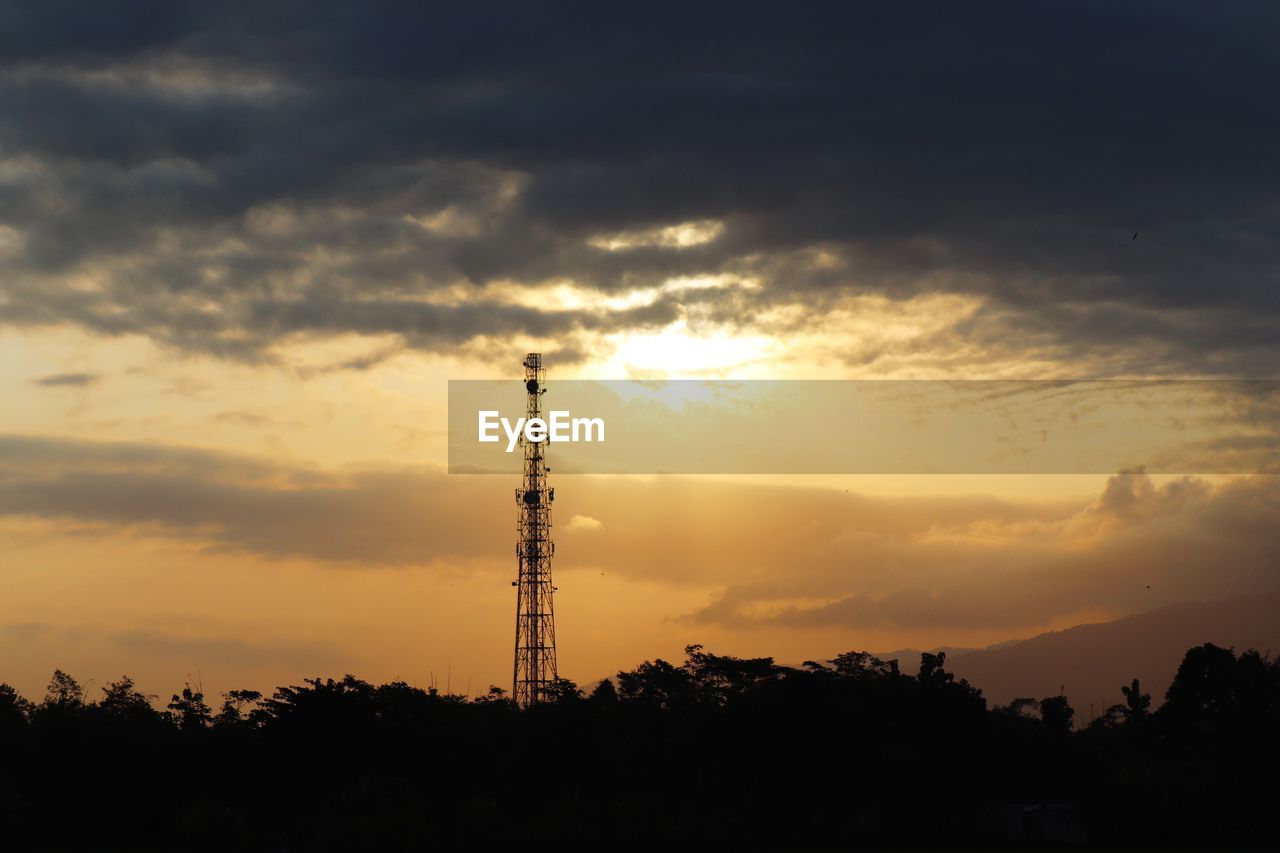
[110,629,337,669]
[1,621,339,670]
[2,434,1279,635]
[1,621,56,641]
[32,372,99,387]
[691,472,1280,631]
[0,434,506,567]
[0,2,1276,372]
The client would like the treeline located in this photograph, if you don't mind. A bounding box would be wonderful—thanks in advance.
[1,642,1277,850]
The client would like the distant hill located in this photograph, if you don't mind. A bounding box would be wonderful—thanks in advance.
[593,593,1280,720]
[869,646,975,678]
[873,642,1017,678]
[941,590,1280,723]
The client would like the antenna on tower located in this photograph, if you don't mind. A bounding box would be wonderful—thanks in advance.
[513,352,559,706]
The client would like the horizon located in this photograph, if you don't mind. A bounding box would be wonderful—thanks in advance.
[7,584,1274,720]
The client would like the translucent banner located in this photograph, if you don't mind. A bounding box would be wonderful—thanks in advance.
[448,380,1280,474]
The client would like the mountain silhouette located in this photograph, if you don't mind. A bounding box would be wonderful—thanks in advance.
[942,589,1280,719]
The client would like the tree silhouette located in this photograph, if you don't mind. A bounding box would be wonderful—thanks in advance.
[1039,694,1074,735]
[830,649,899,679]
[546,676,583,704]
[682,643,780,703]
[1121,678,1151,721]
[99,676,158,720]
[474,684,509,704]
[0,682,32,732]
[588,677,618,705]
[615,657,694,709]
[0,642,1277,849]
[1165,642,1239,719]
[918,650,953,685]
[214,688,262,728]
[167,684,213,731]
[42,669,83,709]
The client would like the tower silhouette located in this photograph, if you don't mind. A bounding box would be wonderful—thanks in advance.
[513,352,558,705]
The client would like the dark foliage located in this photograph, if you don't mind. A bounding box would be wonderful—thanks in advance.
[1,642,1276,850]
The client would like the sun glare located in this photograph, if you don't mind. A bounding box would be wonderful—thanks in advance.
[599,321,779,378]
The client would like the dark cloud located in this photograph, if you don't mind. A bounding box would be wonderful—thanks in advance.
[1,621,56,641]
[1,620,339,669]
[0,433,1072,574]
[110,628,337,669]
[0,433,322,486]
[694,472,1280,631]
[32,372,98,387]
[2,434,1279,631]
[1,2,1278,367]
[0,435,503,567]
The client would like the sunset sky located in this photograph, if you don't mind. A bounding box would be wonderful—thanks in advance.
[3,3,1279,703]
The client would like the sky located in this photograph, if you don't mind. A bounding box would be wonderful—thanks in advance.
[2,2,1280,703]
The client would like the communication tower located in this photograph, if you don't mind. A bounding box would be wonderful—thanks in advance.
[513,352,558,705]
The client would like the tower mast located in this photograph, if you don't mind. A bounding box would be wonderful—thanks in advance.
[513,352,557,706]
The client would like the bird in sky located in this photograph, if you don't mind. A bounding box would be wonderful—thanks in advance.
[1132,232,1139,241]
